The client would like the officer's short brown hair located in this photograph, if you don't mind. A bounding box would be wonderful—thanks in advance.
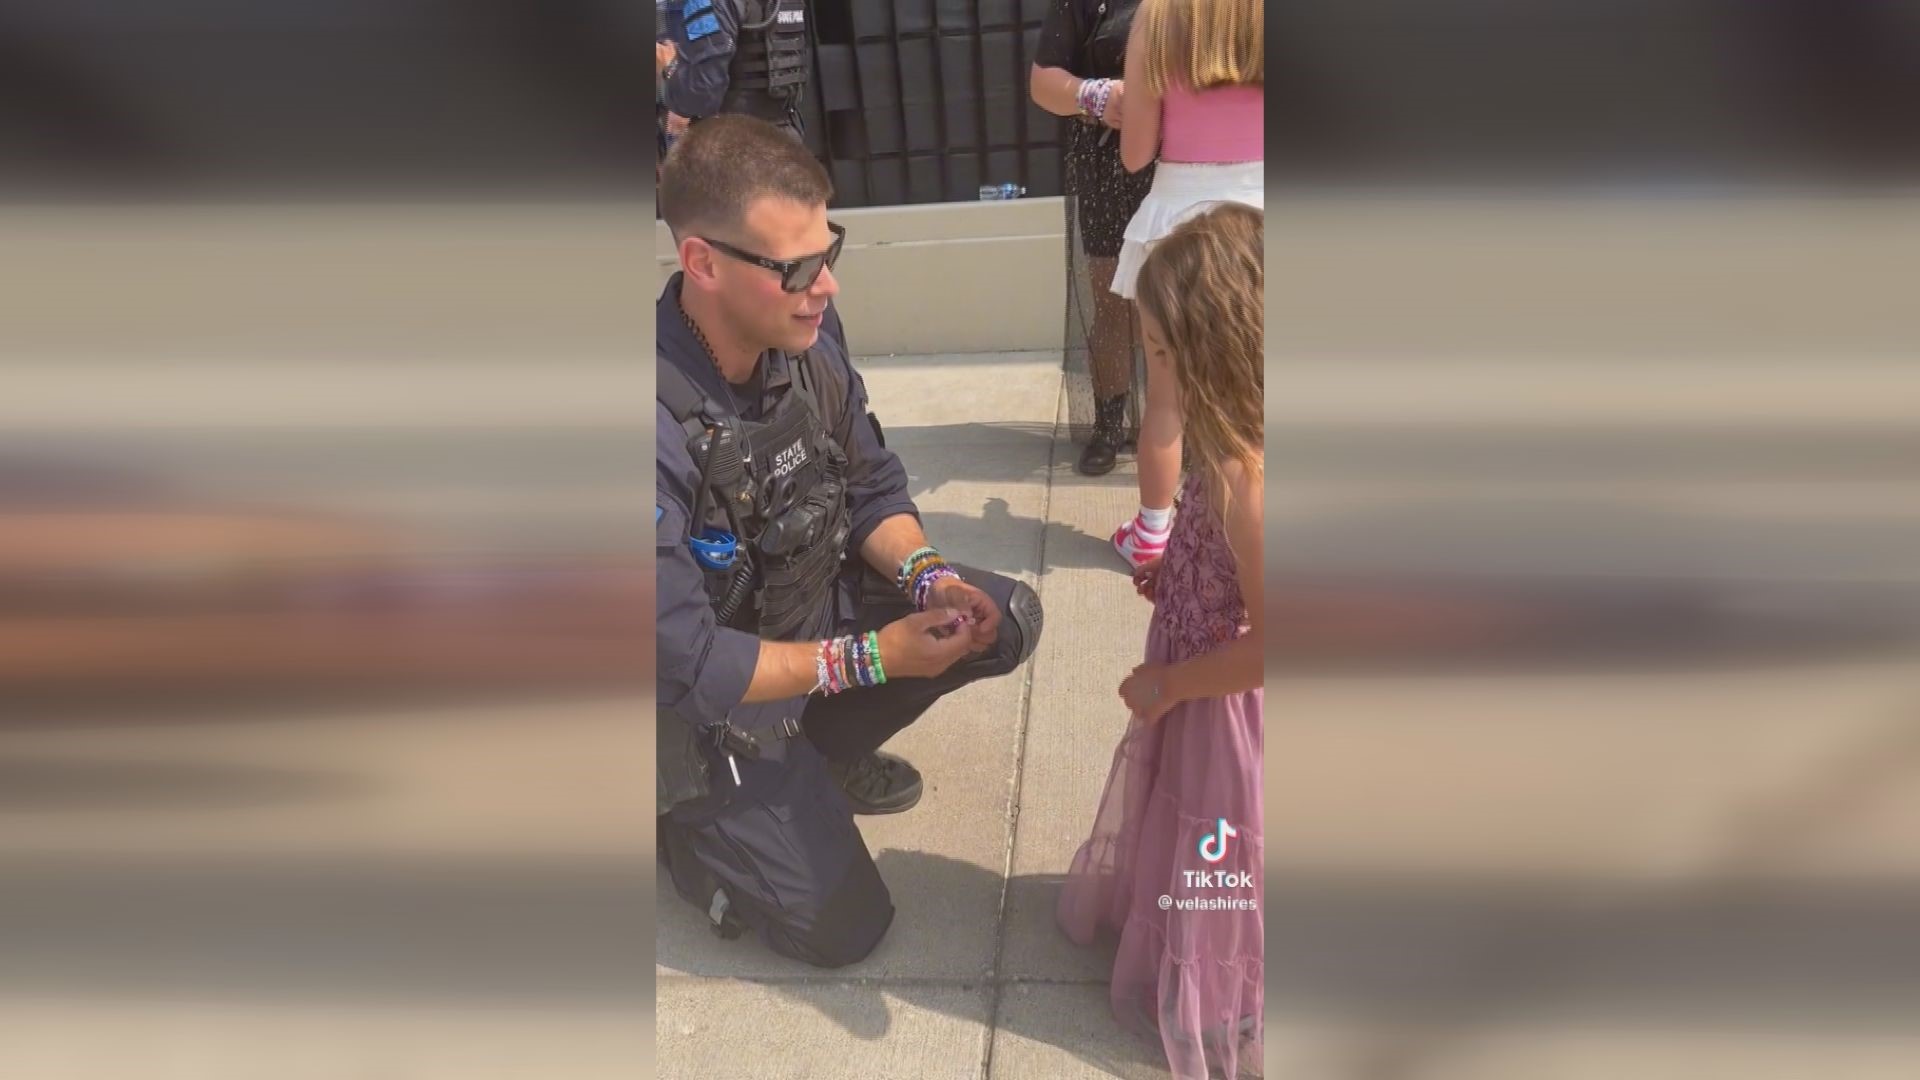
[659,115,833,239]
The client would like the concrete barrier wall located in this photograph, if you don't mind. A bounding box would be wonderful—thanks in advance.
[654,197,1067,355]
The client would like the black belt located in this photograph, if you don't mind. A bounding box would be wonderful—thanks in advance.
[711,713,803,760]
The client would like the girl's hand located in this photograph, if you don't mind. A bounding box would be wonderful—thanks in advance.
[1132,555,1164,603]
[1119,662,1176,723]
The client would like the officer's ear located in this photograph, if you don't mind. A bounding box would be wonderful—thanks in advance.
[679,235,721,286]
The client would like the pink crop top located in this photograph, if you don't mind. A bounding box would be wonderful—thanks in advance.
[1159,81,1264,164]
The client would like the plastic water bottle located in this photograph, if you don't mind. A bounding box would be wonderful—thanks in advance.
[978,182,1026,201]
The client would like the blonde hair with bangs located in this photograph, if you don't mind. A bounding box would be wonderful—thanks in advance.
[1137,0,1264,96]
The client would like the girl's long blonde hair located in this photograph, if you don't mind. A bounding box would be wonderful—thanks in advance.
[1137,0,1264,96]
[1133,202,1264,518]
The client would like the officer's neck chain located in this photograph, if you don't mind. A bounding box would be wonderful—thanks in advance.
[677,296,728,381]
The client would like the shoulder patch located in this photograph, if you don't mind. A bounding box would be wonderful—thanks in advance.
[683,0,711,14]
[685,12,721,40]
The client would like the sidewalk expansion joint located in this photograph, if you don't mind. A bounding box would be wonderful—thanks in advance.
[978,374,1066,1080]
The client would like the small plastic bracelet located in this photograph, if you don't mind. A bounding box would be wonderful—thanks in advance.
[813,640,832,695]
[912,565,960,611]
[907,559,945,598]
[866,629,886,684]
[1079,77,1113,121]
[829,635,850,694]
[1076,77,1106,119]
[851,633,871,687]
[897,546,940,590]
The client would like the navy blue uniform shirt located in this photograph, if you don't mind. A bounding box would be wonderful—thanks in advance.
[655,273,918,735]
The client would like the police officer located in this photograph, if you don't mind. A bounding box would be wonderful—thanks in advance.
[656,116,1043,968]
[660,0,811,139]
[656,4,678,166]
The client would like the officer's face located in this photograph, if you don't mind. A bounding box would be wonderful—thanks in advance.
[722,196,840,354]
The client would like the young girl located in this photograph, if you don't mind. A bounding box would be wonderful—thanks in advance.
[1107,0,1263,569]
[1058,202,1265,1080]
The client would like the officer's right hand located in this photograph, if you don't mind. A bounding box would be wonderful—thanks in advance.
[877,608,975,680]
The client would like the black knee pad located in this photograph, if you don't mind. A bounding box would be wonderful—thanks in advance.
[1005,580,1043,664]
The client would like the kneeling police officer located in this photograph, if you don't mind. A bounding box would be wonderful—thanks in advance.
[656,116,1043,967]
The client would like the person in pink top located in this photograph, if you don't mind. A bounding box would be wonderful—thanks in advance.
[1107,0,1264,571]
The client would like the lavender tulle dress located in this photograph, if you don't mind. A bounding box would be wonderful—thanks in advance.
[1057,472,1264,1079]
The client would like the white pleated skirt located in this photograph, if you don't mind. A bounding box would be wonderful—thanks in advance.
[1110,160,1264,299]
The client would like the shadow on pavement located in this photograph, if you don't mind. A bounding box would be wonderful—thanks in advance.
[660,847,1170,1078]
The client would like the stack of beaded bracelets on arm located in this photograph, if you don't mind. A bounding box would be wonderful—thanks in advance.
[1075,77,1115,123]
[898,546,960,612]
[812,630,887,695]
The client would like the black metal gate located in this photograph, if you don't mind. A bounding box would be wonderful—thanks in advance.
[796,0,1064,207]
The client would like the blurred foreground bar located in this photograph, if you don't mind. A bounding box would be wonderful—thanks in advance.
[0,5,656,1076]
[1268,192,1920,1078]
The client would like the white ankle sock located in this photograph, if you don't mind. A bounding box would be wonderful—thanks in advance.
[1136,505,1172,535]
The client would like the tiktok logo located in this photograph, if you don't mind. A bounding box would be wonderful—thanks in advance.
[1196,818,1238,864]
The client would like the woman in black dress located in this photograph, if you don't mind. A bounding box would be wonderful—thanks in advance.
[1031,0,1156,476]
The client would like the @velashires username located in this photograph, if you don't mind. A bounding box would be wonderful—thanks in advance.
[1158,895,1260,912]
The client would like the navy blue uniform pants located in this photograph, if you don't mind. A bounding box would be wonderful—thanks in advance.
[659,564,1034,967]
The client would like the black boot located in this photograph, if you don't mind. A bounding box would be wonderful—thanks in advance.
[1077,394,1129,476]
[828,750,924,815]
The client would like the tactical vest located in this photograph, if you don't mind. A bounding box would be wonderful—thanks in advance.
[723,0,809,121]
[658,347,853,811]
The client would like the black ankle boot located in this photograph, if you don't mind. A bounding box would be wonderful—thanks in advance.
[1077,395,1128,476]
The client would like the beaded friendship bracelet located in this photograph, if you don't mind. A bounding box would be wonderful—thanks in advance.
[812,630,890,695]
[1075,77,1114,122]
[897,546,939,590]
[898,546,962,612]
[912,565,959,611]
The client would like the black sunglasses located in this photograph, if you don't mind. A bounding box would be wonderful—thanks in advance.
[699,222,845,293]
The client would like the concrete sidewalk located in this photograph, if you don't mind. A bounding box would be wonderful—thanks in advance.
[654,351,1177,1080]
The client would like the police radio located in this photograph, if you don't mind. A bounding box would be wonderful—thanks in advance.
[687,421,759,630]
[686,420,744,570]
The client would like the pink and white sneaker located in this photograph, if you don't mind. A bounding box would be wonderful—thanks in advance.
[1112,516,1170,570]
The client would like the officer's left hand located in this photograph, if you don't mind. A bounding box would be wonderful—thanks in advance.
[928,577,999,652]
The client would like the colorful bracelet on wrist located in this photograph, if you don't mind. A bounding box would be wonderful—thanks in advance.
[912,565,959,611]
[813,631,889,695]
[897,546,940,591]
[900,547,960,612]
[1076,77,1113,121]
